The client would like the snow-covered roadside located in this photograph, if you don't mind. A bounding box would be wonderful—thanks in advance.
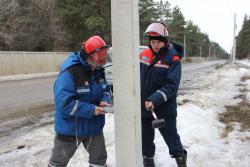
[173,60,250,167]
[0,60,250,167]
[247,80,250,101]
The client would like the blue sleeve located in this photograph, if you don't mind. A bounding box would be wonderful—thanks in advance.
[54,71,95,118]
[148,60,181,107]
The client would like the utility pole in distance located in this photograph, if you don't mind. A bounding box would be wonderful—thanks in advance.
[232,13,237,62]
[209,43,213,61]
[183,25,187,62]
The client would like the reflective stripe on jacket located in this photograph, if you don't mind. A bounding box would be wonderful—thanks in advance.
[140,43,182,117]
[54,52,111,136]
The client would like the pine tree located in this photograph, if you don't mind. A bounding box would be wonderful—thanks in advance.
[139,0,158,45]
[236,15,250,59]
[156,0,171,22]
[168,7,185,44]
[55,0,111,50]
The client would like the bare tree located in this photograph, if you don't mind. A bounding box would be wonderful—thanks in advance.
[0,0,66,51]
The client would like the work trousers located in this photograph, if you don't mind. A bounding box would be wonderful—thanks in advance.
[48,132,107,167]
[142,116,184,158]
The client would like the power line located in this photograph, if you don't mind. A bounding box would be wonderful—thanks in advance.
[224,0,234,14]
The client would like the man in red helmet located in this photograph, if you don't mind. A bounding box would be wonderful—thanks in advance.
[48,36,111,167]
[140,22,187,167]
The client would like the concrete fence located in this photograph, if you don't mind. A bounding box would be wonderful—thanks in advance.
[0,50,208,76]
[0,51,69,76]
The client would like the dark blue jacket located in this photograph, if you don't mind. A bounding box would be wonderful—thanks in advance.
[54,52,111,137]
[140,43,183,118]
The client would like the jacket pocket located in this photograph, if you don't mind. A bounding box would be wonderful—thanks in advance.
[153,68,168,84]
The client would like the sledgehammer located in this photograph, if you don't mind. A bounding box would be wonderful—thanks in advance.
[151,110,166,128]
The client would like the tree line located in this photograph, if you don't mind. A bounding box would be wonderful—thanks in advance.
[0,0,233,58]
[236,15,250,59]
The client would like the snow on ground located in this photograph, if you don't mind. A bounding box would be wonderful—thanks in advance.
[174,60,250,167]
[0,60,250,167]
[247,80,250,101]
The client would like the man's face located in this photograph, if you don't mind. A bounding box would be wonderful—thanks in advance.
[87,48,108,70]
[150,40,165,53]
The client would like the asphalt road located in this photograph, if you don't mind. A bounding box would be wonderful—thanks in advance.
[0,61,224,116]
[0,76,55,121]
[0,60,226,144]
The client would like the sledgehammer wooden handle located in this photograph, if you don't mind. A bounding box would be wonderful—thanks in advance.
[151,110,158,119]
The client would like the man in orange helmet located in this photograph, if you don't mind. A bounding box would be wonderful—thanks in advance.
[140,22,187,167]
[48,36,111,167]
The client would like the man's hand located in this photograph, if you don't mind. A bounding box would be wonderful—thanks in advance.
[145,100,154,111]
[99,101,112,107]
[94,106,105,115]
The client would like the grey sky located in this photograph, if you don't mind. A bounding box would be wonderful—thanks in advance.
[163,0,250,53]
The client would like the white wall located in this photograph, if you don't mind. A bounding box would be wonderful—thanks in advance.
[0,51,69,76]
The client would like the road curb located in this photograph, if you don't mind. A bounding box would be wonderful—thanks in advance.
[0,72,58,83]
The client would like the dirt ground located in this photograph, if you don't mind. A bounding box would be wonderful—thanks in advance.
[219,74,250,138]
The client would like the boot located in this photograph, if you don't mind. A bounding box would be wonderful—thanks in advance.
[89,163,107,167]
[175,150,187,167]
[143,157,155,167]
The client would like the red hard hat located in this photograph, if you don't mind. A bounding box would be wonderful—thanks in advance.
[83,36,109,67]
[84,36,107,55]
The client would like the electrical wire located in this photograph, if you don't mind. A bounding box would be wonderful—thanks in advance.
[74,113,93,166]
[224,0,234,15]
[74,114,85,166]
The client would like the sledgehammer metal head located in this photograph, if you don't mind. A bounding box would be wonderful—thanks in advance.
[152,119,166,128]
[151,110,166,129]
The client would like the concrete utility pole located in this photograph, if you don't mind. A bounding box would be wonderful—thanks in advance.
[213,46,216,60]
[182,24,187,62]
[209,45,212,60]
[111,0,142,167]
[199,45,202,58]
[183,33,186,62]
[232,13,237,62]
